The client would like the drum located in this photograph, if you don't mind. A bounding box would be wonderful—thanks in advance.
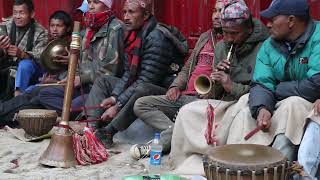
[203,144,290,180]
[16,109,58,137]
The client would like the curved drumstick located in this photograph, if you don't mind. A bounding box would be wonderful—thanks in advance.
[244,125,263,141]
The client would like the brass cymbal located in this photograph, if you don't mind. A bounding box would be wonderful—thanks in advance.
[40,38,69,73]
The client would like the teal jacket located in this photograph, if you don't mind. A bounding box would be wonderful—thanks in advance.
[249,20,320,118]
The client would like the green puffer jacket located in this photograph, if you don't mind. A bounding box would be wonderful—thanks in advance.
[253,21,320,91]
[249,20,320,118]
[79,17,125,85]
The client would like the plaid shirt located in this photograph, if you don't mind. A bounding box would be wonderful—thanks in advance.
[0,18,48,63]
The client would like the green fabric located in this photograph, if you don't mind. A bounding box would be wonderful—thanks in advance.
[79,18,125,85]
[253,21,320,92]
[213,19,269,101]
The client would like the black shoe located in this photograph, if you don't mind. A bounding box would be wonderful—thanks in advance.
[95,129,114,149]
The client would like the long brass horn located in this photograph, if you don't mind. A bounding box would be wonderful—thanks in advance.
[39,22,81,168]
[194,44,234,95]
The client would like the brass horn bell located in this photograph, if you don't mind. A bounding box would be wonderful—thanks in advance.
[194,74,213,95]
[40,38,69,73]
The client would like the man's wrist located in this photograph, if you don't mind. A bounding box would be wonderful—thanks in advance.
[223,81,232,93]
[110,96,117,104]
[19,51,29,59]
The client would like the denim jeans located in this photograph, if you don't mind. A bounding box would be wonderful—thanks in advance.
[298,121,320,180]
[15,59,44,92]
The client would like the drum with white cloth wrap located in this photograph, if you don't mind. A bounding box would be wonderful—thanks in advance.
[16,109,57,137]
[203,144,290,180]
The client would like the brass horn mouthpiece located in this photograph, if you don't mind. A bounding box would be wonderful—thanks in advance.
[194,75,214,95]
[226,44,234,62]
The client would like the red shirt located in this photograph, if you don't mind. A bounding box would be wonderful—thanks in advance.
[183,40,215,95]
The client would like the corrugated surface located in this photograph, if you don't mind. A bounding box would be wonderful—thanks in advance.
[1,0,320,48]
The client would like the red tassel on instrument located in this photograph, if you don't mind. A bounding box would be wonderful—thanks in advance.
[204,103,218,145]
[73,127,109,165]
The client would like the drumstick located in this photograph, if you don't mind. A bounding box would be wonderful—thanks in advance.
[36,83,66,87]
[244,125,263,141]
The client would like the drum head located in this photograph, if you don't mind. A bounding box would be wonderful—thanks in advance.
[18,109,57,116]
[40,39,69,73]
[205,144,287,171]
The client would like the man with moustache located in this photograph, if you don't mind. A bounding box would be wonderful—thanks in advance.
[130,0,225,159]
[38,0,126,119]
[167,0,269,175]
[229,0,320,179]
[85,0,188,148]
[0,0,47,100]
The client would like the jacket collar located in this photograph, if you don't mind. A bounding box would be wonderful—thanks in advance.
[271,19,315,56]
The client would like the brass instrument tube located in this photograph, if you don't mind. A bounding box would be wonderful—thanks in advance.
[60,22,81,126]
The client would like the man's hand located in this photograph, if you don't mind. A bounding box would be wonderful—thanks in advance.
[257,108,272,131]
[7,45,25,58]
[40,73,58,84]
[211,70,232,92]
[0,35,10,49]
[216,59,231,72]
[53,47,70,65]
[100,97,116,109]
[166,87,181,102]
[53,55,69,65]
[313,99,320,115]
[58,76,81,87]
[101,104,119,121]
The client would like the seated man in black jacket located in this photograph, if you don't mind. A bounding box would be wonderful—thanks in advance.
[84,0,188,148]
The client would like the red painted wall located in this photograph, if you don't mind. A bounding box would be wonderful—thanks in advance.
[1,0,320,48]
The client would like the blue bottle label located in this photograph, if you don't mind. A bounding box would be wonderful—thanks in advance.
[149,150,162,166]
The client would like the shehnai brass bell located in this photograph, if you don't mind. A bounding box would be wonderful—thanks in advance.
[194,75,213,95]
[40,38,69,73]
[194,44,234,95]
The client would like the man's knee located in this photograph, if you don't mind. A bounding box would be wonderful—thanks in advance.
[133,96,151,114]
[18,59,34,72]
[281,96,310,105]
[178,101,198,114]
[39,87,63,98]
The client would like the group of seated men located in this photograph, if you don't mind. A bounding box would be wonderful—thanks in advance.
[0,0,319,179]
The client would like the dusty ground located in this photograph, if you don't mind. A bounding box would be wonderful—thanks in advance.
[0,120,176,180]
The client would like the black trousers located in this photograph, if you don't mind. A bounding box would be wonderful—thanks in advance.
[85,75,166,131]
[0,86,44,127]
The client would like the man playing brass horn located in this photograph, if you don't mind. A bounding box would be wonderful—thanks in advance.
[167,0,269,175]
[130,0,269,160]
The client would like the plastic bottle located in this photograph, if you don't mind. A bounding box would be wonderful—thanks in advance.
[149,133,163,174]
